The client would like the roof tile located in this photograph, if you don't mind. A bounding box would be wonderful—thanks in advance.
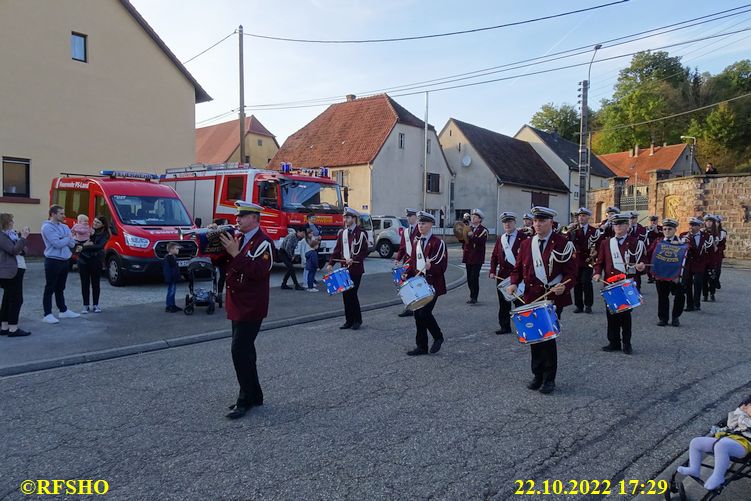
[195,115,276,164]
[598,144,688,184]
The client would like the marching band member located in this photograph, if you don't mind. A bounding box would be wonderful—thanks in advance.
[393,208,419,318]
[327,207,368,330]
[462,209,488,304]
[648,218,686,327]
[628,211,647,240]
[680,218,708,312]
[593,213,647,355]
[522,213,534,236]
[597,206,620,238]
[219,201,275,420]
[715,215,727,290]
[645,215,663,284]
[569,207,596,314]
[507,206,576,395]
[489,212,528,335]
[702,214,720,303]
[405,212,448,356]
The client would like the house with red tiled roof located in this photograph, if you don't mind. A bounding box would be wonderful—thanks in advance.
[597,143,699,185]
[269,94,453,224]
[195,116,279,168]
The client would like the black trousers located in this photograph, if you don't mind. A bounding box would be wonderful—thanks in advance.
[573,266,594,309]
[78,260,102,306]
[43,257,70,315]
[684,271,704,309]
[466,264,481,300]
[217,265,226,294]
[656,280,684,322]
[342,273,362,325]
[231,320,264,407]
[0,268,24,325]
[496,289,521,330]
[702,268,717,297]
[530,306,562,383]
[606,309,632,347]
[414,296,442,350]
[279,250,300,287]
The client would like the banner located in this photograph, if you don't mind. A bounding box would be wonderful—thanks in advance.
[651,241,687,281]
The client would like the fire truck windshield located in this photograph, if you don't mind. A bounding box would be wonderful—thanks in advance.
[110,195,192,226]
[280,180,342,213]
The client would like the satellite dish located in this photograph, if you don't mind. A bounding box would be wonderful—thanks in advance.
[461,155,472,167]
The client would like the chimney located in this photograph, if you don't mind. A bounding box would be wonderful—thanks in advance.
[634,144,640,156]
[650,143,655,156]
[345,94,356,102]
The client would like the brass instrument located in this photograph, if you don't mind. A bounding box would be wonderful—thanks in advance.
[452,221,471,243]
[177,224,237,239]
[179,224,238,254]
[559,222,580,235]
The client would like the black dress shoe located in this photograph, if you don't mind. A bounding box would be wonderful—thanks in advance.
[695,305,701,311]
[225,405,249,419]
[710,295,715,302]
[294,285,306,291]
[601,344,621,352]
[339,323,353,330]
[495,328,511,335]
[0,329,8,336]
[8,329,31,337]
[467,298,477,304]
[573,308,583,314]
[684,307,694,312]
[429,338,443,354]
[406,347,428,356]
[281,284,293,290]
[351,322,361,330]
[622,345,633,355]
[527,377,543,390]
[539,381,555,394]
[398,310,413,317]
[672,318,680,327]
[716,282,721,289]
[585,306,592,314]
[657,320,667,326]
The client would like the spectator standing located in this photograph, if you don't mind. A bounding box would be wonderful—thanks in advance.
[705,162,718,174]
[163,242,182,312]
[0,214,30,337]
[41,205,79,324]
[305,235,321,292]
[280,228,306,290]
[78,216,110,313]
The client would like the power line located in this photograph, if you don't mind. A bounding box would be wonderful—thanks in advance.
[182,30,236,64]
[196,108,238,126]
[592,92,751,132]
[242,5,751,109]
[242,0,630,44]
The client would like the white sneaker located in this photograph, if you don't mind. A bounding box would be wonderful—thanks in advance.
[93,306,102,313]
[43,314,60,324]
[59,310,81,319]
[306,288,318,293]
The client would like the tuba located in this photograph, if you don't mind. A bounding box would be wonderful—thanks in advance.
[452,221,471,243]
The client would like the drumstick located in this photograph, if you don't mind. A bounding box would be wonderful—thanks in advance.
[331,259,361,264]
[531,279,572,303]
[492,276,526,304]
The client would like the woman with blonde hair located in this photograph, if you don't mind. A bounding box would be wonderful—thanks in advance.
[0,213,30,336]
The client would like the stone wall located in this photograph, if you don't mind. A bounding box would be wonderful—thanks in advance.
[587,173,751,259]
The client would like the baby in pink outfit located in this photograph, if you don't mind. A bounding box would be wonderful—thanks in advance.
[71,214,93,244]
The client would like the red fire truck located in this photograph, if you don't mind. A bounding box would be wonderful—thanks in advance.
[160,163,345,262]
[50,171,197,286]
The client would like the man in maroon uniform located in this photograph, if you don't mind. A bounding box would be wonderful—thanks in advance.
[327,207,369,330]
[593,213,647,355]
[219,201,275,420]
[645,215,663,284]
[463,209,488,304]
[405,212,448,356]
[569,207,597,314]
[647,218,685,327]
[715,215,728,290]
[507,206,577,395]
[521,213,535,236]
[628,211,647,240]
[393,208,419,318]
[489,212,528,335]
[680,218,709,311]
[702,214,720,302]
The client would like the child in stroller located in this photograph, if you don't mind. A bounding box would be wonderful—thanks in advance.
[183,257,219,315]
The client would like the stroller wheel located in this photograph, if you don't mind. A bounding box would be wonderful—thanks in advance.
[184,305,194,315]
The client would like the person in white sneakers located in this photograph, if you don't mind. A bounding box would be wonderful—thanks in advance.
[40,205,80,323]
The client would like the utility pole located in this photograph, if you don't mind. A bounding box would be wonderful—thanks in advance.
[577,44,601,210]
[238,25,246,165]
[423,91,429,212]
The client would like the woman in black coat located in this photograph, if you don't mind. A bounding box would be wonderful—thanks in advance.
[78,215,110,313]
[0,213,30,337]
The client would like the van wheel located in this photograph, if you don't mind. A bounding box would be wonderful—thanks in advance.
[377,240,394,259]
[106,255,126,287]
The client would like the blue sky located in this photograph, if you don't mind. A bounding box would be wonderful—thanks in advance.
[131,0,751,144]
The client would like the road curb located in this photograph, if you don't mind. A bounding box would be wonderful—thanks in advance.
[0,266,467,378]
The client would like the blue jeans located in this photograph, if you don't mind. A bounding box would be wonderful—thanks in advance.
[166,282,177,307]
[305,251,318,289]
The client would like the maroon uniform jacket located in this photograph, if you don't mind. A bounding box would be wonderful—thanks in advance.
[569,224,597,269]
[645,225,664,246]
[395,224,419,263]
[715,229,728,266]
[406,233,448,296]
[462,224,488,265]
[328,225,369,277]
[594,234,647,281]
[226,228,274,322]
[679,230,709,274]
[510,232,577,309]
[628,223,647,241]
[490,230,528,279]
[592,220,615,248]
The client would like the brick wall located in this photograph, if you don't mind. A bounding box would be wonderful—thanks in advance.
[587,173,751,259]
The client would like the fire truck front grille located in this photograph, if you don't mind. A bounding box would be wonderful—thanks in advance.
[318,226,341,238]
[154,240,198,259]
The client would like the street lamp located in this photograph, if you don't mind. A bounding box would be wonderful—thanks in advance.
[577,44,602,211]
[680,135,697,176]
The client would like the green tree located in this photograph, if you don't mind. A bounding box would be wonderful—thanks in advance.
[529,103,580,142]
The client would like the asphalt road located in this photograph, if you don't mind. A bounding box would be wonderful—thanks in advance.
[1,264,750,500]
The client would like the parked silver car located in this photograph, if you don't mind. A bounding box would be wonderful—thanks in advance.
[371,215,409,258]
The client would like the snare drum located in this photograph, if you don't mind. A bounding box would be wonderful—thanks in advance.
[511,301,560,345]
[497,277,525,302]
[398,276,435,311]
[323,268,354,296]
[601,278,642,313]
[392,264,409,286]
